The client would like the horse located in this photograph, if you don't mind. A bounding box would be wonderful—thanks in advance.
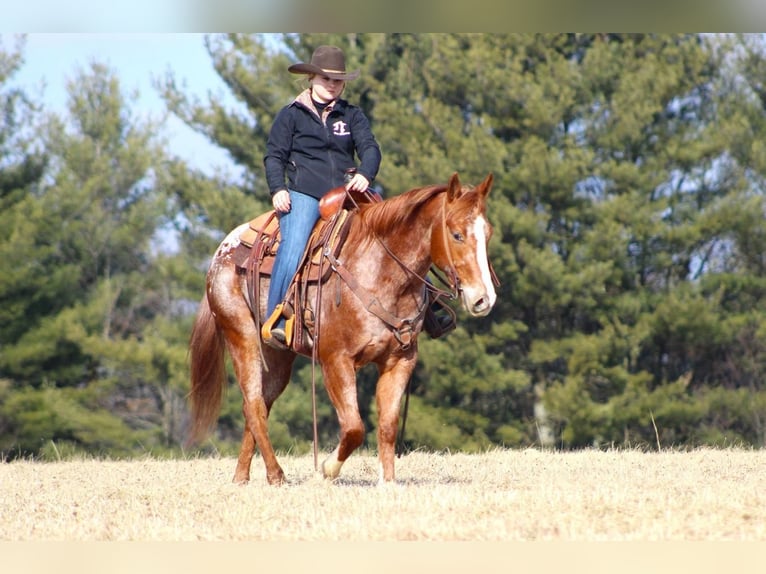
[188,172,497,485]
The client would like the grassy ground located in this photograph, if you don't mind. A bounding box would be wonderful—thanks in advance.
[1,447,765,541]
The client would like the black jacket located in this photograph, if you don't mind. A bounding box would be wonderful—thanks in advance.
[264,89,382,199]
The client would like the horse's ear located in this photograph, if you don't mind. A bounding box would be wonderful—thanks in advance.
[447,172,462,201]
[476,173,494,199]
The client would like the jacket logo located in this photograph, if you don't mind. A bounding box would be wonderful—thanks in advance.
[332,120,351,136]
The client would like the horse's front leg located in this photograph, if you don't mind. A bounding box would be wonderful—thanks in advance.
[375,355,418,483]
[320,357,365,480]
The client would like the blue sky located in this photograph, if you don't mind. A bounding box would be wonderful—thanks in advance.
[2,1,295,32]
[8,33,243,174]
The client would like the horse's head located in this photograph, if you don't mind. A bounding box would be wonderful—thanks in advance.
[431,172,498,317]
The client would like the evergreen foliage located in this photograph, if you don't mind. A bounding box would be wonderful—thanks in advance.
[2,34,766,460]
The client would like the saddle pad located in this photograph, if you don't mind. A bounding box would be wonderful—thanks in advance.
[239,211,279,248]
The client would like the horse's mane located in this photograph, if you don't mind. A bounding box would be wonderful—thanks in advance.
[358,184,447,238]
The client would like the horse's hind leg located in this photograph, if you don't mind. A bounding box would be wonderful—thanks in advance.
[228,342,295,485]
[233,426,256,484]
[206,246,295,485]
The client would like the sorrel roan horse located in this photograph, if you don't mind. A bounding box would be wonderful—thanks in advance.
[188,172,497,485]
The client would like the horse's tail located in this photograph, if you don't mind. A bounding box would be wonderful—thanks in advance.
[187,294,226,446]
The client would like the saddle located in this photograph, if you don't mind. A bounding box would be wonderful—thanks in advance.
[231,186,380,355]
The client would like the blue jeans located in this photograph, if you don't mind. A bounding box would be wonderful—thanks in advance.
[266,190,320,323]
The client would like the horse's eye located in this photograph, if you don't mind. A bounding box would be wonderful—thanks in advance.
[452,231,464,242]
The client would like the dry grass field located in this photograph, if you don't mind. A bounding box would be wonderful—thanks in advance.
[1,447,765,542]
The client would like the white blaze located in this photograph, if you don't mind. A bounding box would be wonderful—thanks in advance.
[466,215,497,310]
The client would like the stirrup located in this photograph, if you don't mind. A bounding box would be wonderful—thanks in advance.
[261,302,296,349]
[261,303,288,348]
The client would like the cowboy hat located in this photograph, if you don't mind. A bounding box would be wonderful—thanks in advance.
[288,45,360,81]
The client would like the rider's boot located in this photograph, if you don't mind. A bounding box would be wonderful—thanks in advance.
[423,296,456,339]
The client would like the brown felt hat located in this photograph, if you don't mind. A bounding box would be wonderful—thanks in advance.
[288,45,360,81]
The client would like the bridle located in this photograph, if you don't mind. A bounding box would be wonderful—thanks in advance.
[428,187,499,303]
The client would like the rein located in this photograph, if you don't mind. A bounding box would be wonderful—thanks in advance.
[324,249,430,349]
[310,259,324,472]
[327,189,459,348]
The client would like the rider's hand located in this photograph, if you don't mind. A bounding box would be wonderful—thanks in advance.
[272,189,291,213]
[345,173,370,192]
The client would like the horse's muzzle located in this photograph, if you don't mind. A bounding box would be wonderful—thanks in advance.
[462,288,495,317]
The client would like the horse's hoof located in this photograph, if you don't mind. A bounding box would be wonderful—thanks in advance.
[266,470,287,486]
[232,473,250,485]
[321,458,343,480]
